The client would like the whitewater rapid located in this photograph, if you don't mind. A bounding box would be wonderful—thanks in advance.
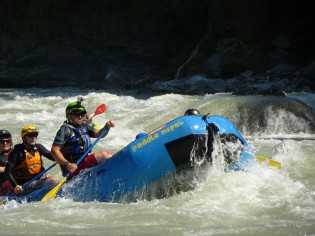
[0,88,314,235]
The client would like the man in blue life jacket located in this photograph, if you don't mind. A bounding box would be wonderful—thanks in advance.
[0,130,14,195]
[51,101,115,179]
[5,126,58,196]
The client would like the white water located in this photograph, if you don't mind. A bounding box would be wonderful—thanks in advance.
[0,88,314,235]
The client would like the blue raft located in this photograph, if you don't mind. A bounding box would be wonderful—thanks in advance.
[17,115,255,203]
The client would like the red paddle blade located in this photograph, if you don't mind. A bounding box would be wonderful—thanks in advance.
[94,104,106,116]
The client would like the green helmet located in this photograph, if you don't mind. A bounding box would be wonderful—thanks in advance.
[66,102,86,117]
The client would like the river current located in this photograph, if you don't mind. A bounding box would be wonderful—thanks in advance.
[0,88,314,235]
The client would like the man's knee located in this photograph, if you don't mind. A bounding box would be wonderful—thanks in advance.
[94,150,113,164]
[47,176,58,185]
[101,150,113,158]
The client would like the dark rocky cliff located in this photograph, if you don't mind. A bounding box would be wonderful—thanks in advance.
[1,0,314,94]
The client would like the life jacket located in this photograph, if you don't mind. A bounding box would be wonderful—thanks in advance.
[61,124,91,162]
[14,149,42,181]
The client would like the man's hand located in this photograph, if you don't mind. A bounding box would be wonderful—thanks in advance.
[14,185,23,194]
[66,162,78,173]
[105,120,115,128]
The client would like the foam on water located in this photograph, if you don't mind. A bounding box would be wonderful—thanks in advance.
[0,89,314,235]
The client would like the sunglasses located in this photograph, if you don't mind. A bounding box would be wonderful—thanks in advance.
[71,111,86,117]
[0,139,12,144]
[25,133,38,138]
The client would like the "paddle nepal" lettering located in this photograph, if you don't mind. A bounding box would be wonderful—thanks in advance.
[132,121,184,153]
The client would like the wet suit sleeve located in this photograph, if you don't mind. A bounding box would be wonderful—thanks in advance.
[52,125,71,148]
[0,154,7,166]
[0,154,8,184]
[4,145,23,188]
[36,144,55,161]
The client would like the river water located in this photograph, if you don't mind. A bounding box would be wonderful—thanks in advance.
[0,88,314,235]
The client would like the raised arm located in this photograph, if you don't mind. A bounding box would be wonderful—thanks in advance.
[94,120,115,138]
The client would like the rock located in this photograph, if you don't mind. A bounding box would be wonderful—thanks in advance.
[300,60,315,81]
[99,70,127,90]
[238,97,315,134]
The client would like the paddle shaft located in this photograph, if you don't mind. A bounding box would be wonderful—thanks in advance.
[21,163,57,189]
[65,127,110,178]
[0,162,57,205]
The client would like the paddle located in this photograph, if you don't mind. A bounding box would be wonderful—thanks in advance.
[40,127,110,203]
[89,104,106,119]
[256,156,282,169]
[0,163,57,205]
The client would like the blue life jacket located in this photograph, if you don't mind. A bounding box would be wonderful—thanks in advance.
[62,124,92,162]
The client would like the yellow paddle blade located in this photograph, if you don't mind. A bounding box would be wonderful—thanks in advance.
[41,177,67,203]
[256,156,267,163]
[256,156,282,169]
[0,199,6,205]
[268,159,282,169]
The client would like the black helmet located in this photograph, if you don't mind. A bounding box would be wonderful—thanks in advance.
[135,132,147,140]
[184,109,200,116]
[0,130,11,138]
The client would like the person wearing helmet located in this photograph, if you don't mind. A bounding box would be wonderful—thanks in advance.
[5,125,58,196]
[74,97,101,130]
[135,132,147,140]
[0,130,14,195]
[184,108,200,116]
[51,101,115,179]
